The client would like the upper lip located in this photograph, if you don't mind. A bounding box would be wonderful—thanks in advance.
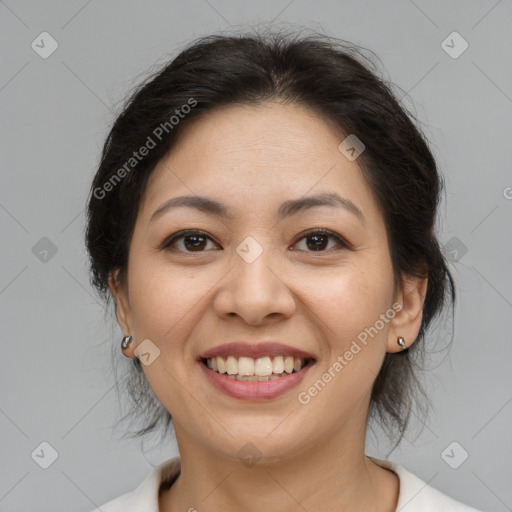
[198,341,316,361]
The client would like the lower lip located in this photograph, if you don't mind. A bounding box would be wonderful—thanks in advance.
[198,360,314,400]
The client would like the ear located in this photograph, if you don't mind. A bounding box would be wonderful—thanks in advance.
[387,274,428,353]
[108,269,135,356]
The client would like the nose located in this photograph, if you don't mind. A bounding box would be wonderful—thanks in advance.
[212,243,297,326]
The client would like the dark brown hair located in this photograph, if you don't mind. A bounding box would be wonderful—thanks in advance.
[85,26,455,448]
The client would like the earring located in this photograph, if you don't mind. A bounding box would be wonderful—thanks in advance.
[397,336,406,351]
[121,335,133,357]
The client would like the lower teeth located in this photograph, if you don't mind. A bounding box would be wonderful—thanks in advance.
[229,374,286,381]
[210,369,302,381]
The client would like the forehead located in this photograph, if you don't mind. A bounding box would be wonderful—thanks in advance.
[139,101,378,223]
[165,100,347,168]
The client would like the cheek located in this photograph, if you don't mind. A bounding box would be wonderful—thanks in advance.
[308,262,395,348]
[296,267,394,426]
[126,254,205,342]
[125,259,206,416]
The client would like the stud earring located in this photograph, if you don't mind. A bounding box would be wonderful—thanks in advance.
[397,336,406,351]
[121,335,133,357]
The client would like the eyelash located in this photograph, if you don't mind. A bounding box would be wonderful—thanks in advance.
[160,228,349,254]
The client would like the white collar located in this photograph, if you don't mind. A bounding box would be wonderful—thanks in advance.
[100,455,480,511]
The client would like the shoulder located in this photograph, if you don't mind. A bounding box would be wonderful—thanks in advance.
[369,456,484,512]
[88,457,181,512]
[89,490,135,512]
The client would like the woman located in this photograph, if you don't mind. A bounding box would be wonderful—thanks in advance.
[85,28,484,511]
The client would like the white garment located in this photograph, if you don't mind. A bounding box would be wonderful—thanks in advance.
[90,456,483,511]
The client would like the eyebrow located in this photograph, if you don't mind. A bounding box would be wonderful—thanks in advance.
[149,192,364,224]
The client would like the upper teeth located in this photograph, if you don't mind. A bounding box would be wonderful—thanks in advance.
[206,356,306,376]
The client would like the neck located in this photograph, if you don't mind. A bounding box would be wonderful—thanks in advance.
[159,419,399,512]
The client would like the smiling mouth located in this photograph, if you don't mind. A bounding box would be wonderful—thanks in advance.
[202,355,314,381]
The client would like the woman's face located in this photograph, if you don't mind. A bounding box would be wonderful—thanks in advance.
[111,101,424,462]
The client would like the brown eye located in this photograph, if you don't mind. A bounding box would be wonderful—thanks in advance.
[161,230,220,252]
[292,229,347,252]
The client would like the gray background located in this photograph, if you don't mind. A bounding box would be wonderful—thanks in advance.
[1,1,511,511]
